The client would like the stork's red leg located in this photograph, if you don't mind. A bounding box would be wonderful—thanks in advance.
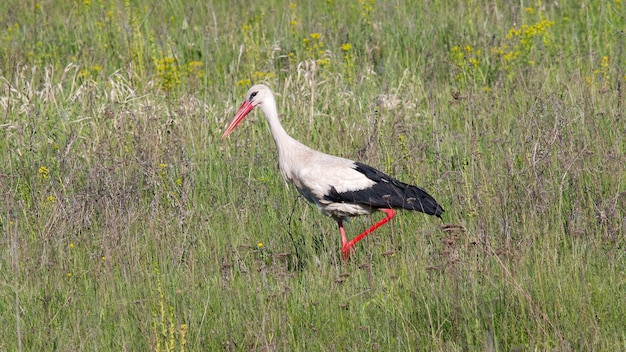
[340,208,395,259]
[338,219,348,248]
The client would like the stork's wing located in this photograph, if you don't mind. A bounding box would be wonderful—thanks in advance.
[324,162,444,217]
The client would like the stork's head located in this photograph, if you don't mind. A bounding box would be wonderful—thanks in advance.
[222,84,273,139]
[245,84,272,107]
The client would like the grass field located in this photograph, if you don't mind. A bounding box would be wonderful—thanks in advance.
[1,0,625,350]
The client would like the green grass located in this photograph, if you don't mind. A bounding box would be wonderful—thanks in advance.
[1,0,625,350]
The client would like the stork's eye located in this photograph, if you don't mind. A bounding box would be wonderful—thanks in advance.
[250,91,258,99]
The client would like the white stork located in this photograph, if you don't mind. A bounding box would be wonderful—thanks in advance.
[222,84,443,259]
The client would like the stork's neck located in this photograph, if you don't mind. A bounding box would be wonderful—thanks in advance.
[258,93,312,186]
[260,96,300,151]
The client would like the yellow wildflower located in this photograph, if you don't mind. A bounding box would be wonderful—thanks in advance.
[38,166,49,179]
[601,56,609,68]
[89,65,102,74]
[237,79,251,87]
[252,71,275,81]
[316,58,330,67]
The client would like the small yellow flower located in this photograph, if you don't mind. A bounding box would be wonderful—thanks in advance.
[101,256,106,261]
[524,7,534,14]
[503,51,514,62]
[237,79,251,87]
[47,195,55,203]
[601,56,609,68]
[185,61,204,79]
[341,43,352,51]
[253,71,267,81]
[67,272,72,277]
[69,243,74,249]
[176,178,182,186]
[38,166,49,179]
[257,242,263,248]
[316,58,330,67]
[309,33,321,40]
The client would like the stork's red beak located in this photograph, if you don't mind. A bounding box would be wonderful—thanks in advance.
[222,101,255,139]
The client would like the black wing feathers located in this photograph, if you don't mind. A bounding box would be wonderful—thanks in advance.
[324,162,444,217]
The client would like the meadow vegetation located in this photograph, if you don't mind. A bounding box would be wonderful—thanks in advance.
[1,0,625,350]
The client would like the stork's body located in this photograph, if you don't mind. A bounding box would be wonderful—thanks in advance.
[223,84,443,258]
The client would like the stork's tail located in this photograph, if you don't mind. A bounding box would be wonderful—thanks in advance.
[400,184,444,218]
